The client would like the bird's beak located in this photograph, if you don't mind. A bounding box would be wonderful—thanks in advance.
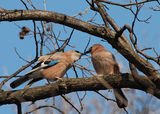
[75,50,83,56]
[82,47,92,55]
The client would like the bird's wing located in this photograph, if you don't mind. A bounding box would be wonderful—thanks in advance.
[103,52,120,74]
[28,53,62,76]
[10,59,60,88]
[28,59,60,75]
[43,59,60,68]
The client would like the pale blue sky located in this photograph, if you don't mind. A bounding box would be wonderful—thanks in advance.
[0,0,160,113]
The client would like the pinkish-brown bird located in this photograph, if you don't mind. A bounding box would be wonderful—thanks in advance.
[10,50,82,88]
[86,44,128,108]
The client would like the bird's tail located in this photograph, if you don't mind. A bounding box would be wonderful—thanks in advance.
[10,74,32,88]
[113,89,128,108]
[10,66,42,88]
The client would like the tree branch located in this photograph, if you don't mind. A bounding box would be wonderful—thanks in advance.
[0,10,160,83]
[0,73,159,106]
[97,0,157,7]
[0,10,106,38]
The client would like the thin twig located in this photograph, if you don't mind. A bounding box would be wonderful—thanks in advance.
[71,7,89,17]
[33,21,39,59]
[37,27,44,56]
[75,92,84,111]
[73,66,79,78]
[72,66,84,111]
[61,28,75,50]
[20,0,29,9]
[141,47,152,52]
[43,0,47,10]
[14,47,30,63]
[80,91,87,101]
[83,35,91,53]
[95,91,116,102]
[61,95,81,114]
[17,103,22,114]
[26,0,37,9]
[26,105,65,114]
[98,0,157,7]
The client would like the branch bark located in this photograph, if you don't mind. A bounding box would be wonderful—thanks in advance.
[0,10,106,38]
[0,10,159,83]
[0,73,159,106]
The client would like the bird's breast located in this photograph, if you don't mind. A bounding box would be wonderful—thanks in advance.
[92,54,115,75]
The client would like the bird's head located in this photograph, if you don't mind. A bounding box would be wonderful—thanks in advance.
[69,50,83,62]
[83,44,104,55]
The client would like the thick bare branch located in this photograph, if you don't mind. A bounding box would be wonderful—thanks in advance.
[0,10,159,82]
[0,10,106,38]
[0,73,159,106]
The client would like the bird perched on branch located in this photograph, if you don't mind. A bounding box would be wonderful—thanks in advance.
[85,44,128,108]
[10,50,82,88]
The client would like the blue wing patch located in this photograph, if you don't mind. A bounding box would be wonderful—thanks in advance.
[32,59,60,70]
[26,60,59,76]
[45,59,60,67]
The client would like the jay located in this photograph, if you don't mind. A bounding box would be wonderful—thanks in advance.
[85,44,128,108]
[10,50,82,88]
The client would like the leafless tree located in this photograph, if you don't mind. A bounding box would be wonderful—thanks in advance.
[0,0,160,114]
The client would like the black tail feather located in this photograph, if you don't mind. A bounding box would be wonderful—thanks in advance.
[10,74,31,88]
